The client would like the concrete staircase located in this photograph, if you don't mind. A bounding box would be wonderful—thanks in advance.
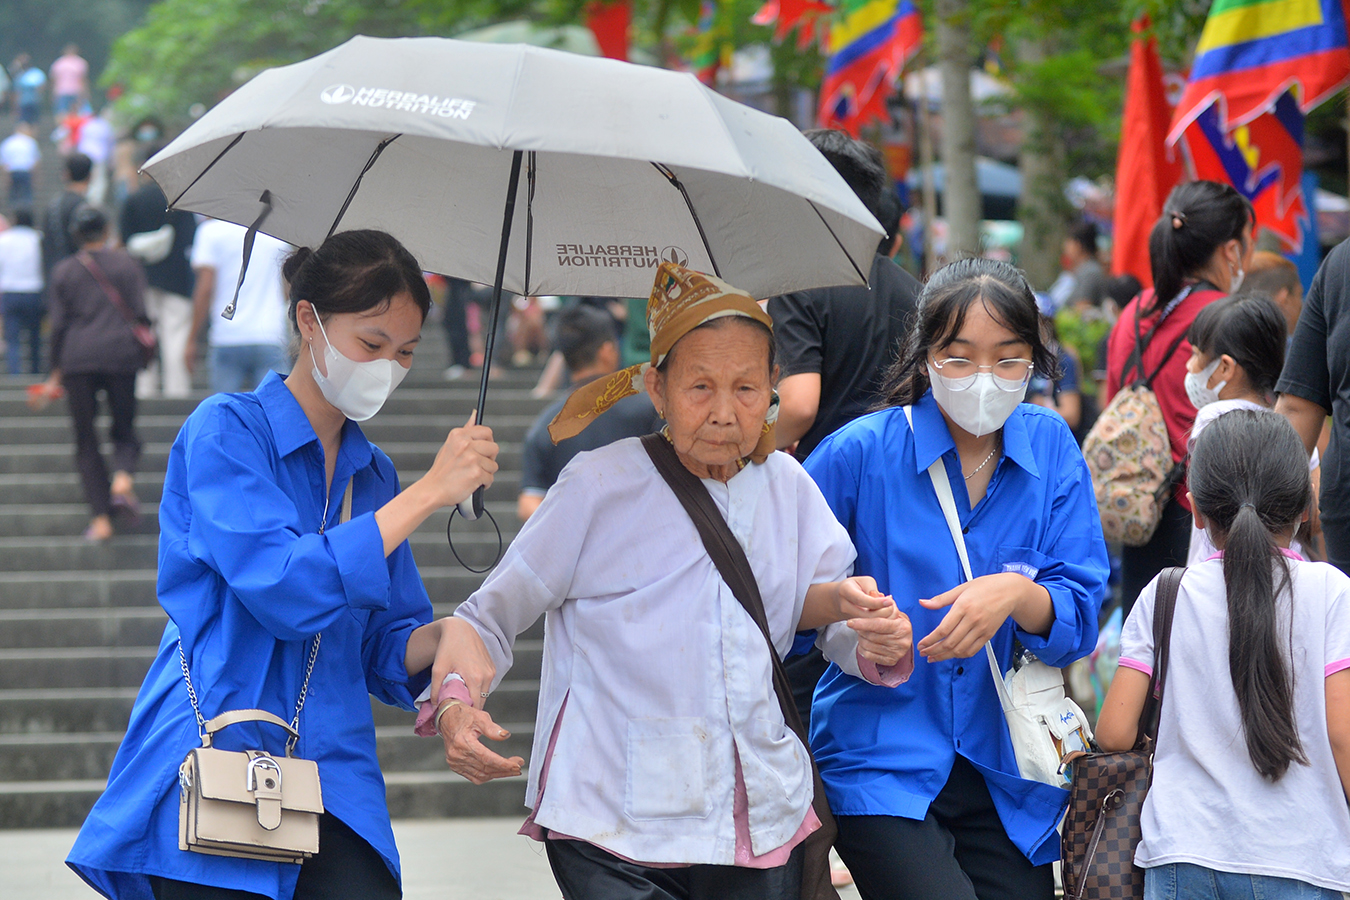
[0,335,556,827]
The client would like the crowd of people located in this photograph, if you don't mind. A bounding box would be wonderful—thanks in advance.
[0,99,1326,899]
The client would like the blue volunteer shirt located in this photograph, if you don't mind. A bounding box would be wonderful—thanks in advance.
[68,371,433,900]
[803,392,1108,865]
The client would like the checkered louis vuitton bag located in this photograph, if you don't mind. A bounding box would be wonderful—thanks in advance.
[1060,567,1183,900]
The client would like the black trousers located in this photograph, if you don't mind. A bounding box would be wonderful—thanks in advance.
[834,756,1053,900]
[149,813,400,900]
[546,835,802,900]
[64,371,140,518]
[1120,497,1192,616]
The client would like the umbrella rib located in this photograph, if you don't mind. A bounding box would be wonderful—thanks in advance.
[166,133,245,210]
[524,151,536,296]
[326,134,402,239]
[809,201,869,286]
[651,162,721,278]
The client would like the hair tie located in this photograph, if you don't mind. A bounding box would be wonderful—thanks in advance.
[1169,210,1188,230]
[1239,502,1257,512]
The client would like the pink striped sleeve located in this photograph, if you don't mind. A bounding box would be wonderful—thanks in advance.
[1326,659,1350,678]
[1117,657,1153,678]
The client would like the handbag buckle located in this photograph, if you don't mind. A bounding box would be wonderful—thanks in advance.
[246,753,284,831]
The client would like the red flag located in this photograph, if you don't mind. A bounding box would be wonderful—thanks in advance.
[1112,18,1184,289]
[585,0,631,61]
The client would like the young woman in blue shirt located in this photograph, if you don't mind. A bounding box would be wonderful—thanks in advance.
[68,230,501,900]
[803,258,1110,900]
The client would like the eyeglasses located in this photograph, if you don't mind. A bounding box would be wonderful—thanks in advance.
[931,356,1033,392]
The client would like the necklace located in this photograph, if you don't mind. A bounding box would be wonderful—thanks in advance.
[964,442,999,481]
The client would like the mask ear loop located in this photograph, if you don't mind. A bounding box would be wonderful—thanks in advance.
[221,190,273,321]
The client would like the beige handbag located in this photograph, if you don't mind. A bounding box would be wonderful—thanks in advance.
[177,482,351,863]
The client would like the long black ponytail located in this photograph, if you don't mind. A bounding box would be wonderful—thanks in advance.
[1148,180,1254,314]
[1188,410,1311,780]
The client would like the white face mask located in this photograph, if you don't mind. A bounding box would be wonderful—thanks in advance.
[310,315,408,421]
[1184,357,1227,410]
[928,364,1027,438]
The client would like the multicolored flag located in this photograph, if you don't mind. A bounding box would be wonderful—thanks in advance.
[818,0,922,136]
[1166,0,1350,251]
[1169,0,1350,142]
[1183,90,1310,251]
[689,0,731,85]
[752,0,835,49]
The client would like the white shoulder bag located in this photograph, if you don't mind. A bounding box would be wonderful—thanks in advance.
[904,407,1090,788]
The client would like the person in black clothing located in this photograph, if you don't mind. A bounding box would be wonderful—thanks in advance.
[120,161,196,398]
[769,129,922,464]
[767,129,922,741]
[42,152,90,284]
[518,304,660,521]
[43,207,146,542]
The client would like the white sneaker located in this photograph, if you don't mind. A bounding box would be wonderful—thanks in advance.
[442,365,467,381]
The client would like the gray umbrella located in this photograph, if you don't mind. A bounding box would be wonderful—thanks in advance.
[146,35,882,515]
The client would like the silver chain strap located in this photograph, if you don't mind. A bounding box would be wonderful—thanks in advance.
[176,480,347,750]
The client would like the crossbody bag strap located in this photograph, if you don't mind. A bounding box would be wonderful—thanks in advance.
[76,250,138,326]
[639,435,806,733]
[1138,566,1184,744]
[901,408,1014,707]
[177,480,352,750]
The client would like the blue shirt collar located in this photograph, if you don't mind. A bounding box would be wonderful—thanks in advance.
[255,371,382,481]
[910,390,1040,479]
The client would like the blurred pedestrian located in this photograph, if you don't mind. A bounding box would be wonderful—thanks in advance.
[1181,293,1316,564]
[1027,315,1082,433]
[120,156,196,398]
[767,129,921,746]
[0,208,44,374]
[1103,180,1254,611]
[49,44,88,117]
[42,206,146,542]
[1244,250,1303,345]
[1096,410,1350,898]
[76,108,114,207]
[187,217,290,393]
[441,276,486,380]
[42,152,90,282]
[1,121,39,210]
[517,304,660,521]
[1047,221,1108,313]
[1275,235,1350,577]
[10,55,44,124]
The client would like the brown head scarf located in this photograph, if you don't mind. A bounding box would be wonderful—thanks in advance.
[548,262,777,463]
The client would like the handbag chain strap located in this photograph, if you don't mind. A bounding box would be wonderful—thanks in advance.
[176,479,353,750]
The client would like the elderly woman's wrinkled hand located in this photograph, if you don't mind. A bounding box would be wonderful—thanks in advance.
[437,702,525,785]
[847,602,913,668]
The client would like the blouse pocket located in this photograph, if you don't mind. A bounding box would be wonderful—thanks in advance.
[625,717,710,820]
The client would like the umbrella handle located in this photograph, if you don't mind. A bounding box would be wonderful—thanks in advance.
[457,488,485,521]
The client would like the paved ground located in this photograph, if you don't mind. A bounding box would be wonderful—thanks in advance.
[5,818,864,899]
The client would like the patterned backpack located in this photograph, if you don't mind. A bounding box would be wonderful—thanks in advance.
[1082,291,1192,547]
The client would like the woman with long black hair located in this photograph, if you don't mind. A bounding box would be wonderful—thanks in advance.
[1103,180,1254,610]
[803,257,1110,899]
[1097,410,1350,898]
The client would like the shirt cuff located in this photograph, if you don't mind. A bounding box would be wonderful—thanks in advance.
[328,511,393,612]
[414,674,472,736]
[855,647,913,687]
[1326,658,1350,678]
[1117,656,1153,678]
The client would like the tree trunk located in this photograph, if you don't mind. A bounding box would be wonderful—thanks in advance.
[935,0,980,260]
[1016,36,1068,291]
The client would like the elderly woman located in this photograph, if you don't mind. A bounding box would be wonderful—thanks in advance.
[422,263,913,900]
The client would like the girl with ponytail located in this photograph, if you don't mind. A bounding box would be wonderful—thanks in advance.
[1103,181,1255,612]
[1097,410,1350,899]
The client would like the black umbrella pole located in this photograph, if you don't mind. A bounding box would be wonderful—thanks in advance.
[458,149,524,521]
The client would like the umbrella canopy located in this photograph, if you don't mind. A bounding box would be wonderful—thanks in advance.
[145,35,882,301]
